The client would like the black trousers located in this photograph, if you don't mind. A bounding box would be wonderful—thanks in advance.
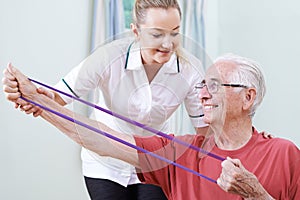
[84,177,168,200]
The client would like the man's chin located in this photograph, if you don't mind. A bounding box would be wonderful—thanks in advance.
[203,116,211,125]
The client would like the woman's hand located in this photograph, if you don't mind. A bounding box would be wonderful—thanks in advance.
[261,131,274,139]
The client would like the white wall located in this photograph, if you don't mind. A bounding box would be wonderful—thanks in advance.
[0,0,92,199]
[206,0,300,146]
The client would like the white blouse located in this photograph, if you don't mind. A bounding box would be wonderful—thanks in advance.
[55,37,206,186]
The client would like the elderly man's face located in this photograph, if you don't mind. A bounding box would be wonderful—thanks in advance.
[199,61,245,125]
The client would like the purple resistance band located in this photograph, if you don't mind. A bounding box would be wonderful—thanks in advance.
[28,78,225,162]
[20,95,217,184]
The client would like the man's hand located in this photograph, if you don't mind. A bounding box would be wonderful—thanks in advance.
[217,157,274,200]
[19,87,55,117]
[2,63,39,111]
[2,63,22,102]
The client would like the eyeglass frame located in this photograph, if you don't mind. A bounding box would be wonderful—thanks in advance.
[195,79,249,94]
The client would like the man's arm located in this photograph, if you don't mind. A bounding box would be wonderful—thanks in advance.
[3,63,140,167]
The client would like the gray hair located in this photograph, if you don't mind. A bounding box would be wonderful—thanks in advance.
[215,54,266,117]
[133,0,182,26]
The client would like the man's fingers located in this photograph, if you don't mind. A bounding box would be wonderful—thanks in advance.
[2,80,18,91]
[226,157,242,168]
[15,98,30,106]
[37,87,54,99]
[21,104,33,111]
[2,64,20,102]
[33,109,43,117]
[4,91,21,101]
[4,63,42,117]
[2,84,18,93]
[3,66,16,81]
[221,157,237,170]
[7,63,29,84]
[2,68,18,89]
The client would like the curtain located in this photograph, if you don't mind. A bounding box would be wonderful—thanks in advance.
[169,0,207,135]
[88,0,126,116]
[90,0,125,52]
[179,0,206,63]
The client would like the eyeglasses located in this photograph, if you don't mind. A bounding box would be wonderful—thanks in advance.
[195,80,248,94]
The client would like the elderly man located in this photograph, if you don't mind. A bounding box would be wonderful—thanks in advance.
[3,54,300,199]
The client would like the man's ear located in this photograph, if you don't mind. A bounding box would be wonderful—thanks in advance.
[130,23,139,38]
[243,88,256,110]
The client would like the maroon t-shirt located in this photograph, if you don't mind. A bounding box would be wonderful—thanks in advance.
[134,128,300,199]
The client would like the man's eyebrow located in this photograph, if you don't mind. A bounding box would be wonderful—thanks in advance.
[209,78,220,82]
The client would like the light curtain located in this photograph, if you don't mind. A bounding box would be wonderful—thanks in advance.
[88,0,126,116]
[169,0,207,135]
[179,0,206,62]
[90,0,125,52]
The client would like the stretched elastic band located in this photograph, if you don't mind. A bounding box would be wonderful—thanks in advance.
[29,77,225,162]
[20,96,217,184]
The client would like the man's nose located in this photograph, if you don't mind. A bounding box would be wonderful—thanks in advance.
[198,85,211,100]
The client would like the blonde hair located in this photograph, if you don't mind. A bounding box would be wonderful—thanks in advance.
[133,0,182,26]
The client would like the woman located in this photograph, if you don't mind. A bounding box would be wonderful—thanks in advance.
[19,0,206,199]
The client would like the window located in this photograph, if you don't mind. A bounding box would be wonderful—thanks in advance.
[123,0,134,29]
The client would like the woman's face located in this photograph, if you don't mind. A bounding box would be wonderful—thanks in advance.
[132,8,181,65]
